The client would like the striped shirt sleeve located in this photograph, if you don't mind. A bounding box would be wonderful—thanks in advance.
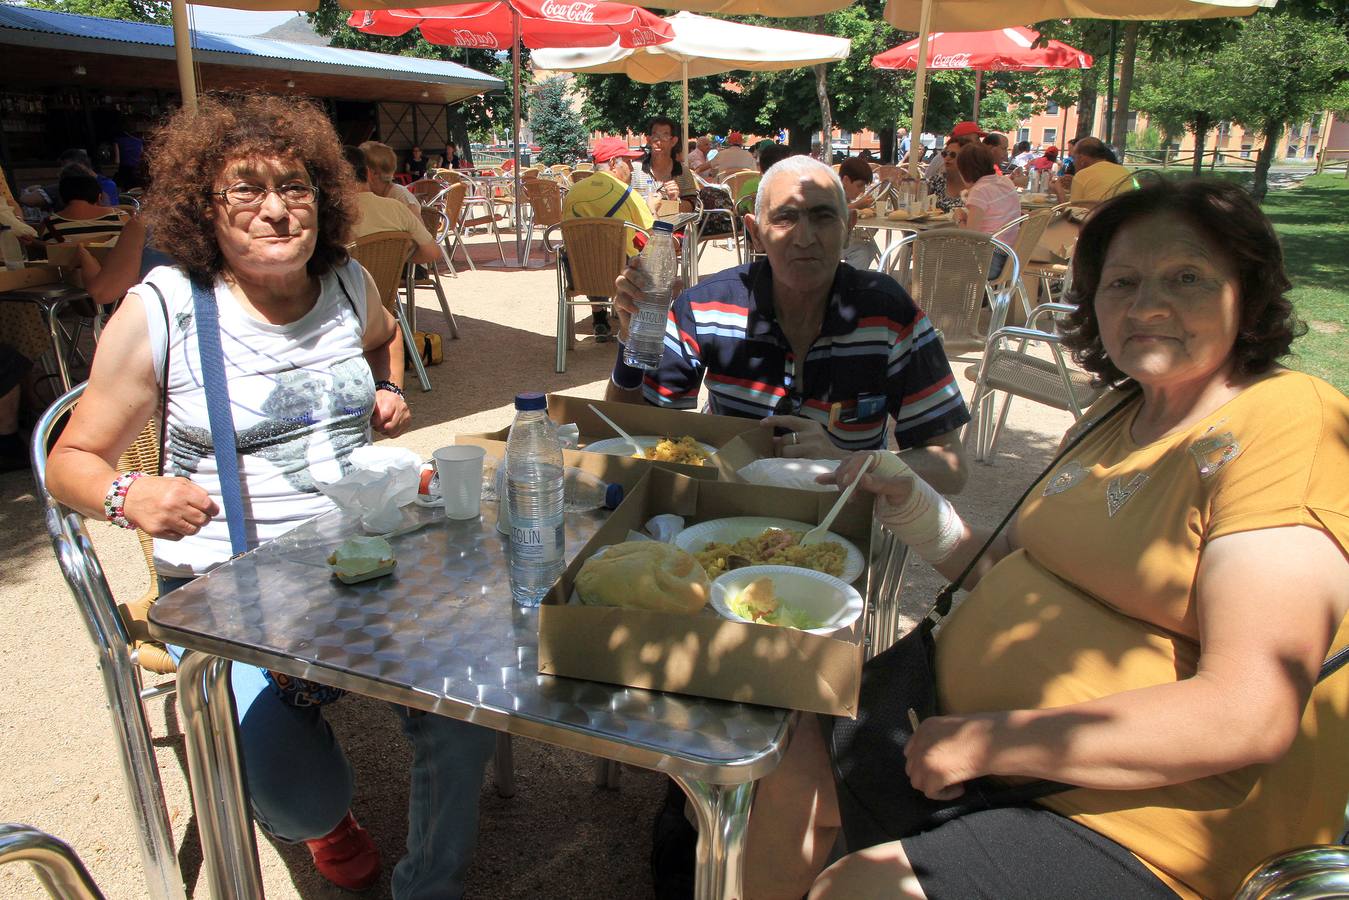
[887,311,970,447]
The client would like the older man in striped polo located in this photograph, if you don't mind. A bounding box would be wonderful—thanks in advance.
[606,155,968,494]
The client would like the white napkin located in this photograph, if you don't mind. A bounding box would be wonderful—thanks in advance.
[315,445,422,533]
[736,458,839,492]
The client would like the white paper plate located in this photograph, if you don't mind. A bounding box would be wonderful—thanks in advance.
[711,565,863,636]
[582,436,717,462]
[674,516,865,584]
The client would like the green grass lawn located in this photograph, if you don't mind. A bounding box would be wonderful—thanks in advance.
[1263,174,1349,394]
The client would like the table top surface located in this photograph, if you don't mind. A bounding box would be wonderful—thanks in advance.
[149,501,792,783]
[854,213,958,231]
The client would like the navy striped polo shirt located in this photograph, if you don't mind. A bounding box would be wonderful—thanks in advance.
[641,261,970,451]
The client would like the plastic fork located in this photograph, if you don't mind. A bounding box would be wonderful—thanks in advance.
[587,404,644,457]
[800,452,879,546]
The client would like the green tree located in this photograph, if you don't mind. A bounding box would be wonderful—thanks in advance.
[528,77,587,165]
[574,74,734,138]
[308,0,520,142]
[19,0,168,24]
[1213,11,1349,199]
[1133,58,1230,174]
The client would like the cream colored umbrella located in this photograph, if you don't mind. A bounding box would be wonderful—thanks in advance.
[886,0,1277,178]
[175,0,321,111]
[532,11,851,147]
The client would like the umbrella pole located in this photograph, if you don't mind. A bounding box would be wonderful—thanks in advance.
[682,62,689,153]
[512,8,523,248]
[171,0,197,114]
[973,70,982,121]
[907,0,933,181]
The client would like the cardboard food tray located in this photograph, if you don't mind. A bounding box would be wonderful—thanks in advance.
[458,392,771,480]
[538,468,876,717]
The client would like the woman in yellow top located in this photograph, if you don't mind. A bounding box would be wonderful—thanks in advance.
[743,179,1349,899]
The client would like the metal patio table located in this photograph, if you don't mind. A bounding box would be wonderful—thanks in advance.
[149,501,794,900]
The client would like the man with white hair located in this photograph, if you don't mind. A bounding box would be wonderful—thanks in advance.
[606,155,968,491]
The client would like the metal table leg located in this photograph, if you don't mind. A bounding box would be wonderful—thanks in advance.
[176,652,265,900]
[672,776,756,900]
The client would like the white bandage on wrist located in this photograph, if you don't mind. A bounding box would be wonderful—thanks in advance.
[869,452,964,564]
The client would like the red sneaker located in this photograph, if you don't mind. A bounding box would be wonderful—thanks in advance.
[303,810,381,891]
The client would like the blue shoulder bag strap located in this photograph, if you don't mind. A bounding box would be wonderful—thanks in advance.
[604,182,634,220]
[188,275,248,558]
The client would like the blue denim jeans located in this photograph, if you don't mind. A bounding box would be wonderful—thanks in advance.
[160,576,496,899]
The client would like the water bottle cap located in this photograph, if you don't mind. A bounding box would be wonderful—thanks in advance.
[603,482,624,510]
[514,391,547,411]
[652,221,675,234]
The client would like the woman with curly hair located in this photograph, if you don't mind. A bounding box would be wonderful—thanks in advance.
[739,179,1349,899]
[46,93,495,896]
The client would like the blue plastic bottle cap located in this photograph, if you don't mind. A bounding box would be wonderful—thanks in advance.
[514,391,547,411]
[652,221,675,234]
[603,482,624,510]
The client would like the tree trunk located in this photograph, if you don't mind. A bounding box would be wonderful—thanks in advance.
[1109,22,1140,155]
[878,126,896,165]
[1191,114,1210,177]
[815,63,833,161]
[1252,120,1282,202]
[787,126,814,155]
[1076,71,1098,140]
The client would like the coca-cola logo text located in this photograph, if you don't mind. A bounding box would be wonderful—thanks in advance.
[539,1,597,23]
[629,26,662,47]
[359,11,376,27]
[448,29,499,49]
[929,52,972,68]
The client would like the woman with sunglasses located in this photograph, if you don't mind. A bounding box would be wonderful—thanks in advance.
[926,139,969,213]
[46,93,495,898]
[639,115,699,213]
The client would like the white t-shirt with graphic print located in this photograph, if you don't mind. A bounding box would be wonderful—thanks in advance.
[135,260,373,577]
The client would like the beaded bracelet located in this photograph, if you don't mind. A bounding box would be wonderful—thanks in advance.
[374,379,405,399]
[104,471,146,530]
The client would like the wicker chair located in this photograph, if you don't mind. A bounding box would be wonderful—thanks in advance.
[521,179,563,263]
[570,169,594,184]
[348,231,431,392]
[880,229,1013,358]
[964,302,1104,463]
[408,178,450,209]
[544,217,647,373]
[1023,201,1094,305]
[991,207,1055,323]
[457,178,509,267]
[720,170,757,198]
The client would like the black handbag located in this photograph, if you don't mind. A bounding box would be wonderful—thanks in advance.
[829,392,1349,851]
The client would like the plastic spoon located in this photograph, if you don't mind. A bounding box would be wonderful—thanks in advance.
[587,404,644,458]
[800,452,879,546]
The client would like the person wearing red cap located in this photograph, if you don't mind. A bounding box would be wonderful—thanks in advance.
[1028,145,1059,173]
[561,136,655,341]
[710,131,756,175]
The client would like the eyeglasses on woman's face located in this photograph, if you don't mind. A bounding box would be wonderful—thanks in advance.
[942,149,959,159]
[212,182,320,209]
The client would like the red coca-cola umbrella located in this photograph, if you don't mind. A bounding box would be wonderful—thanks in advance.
[872,27,1093,123]
[349,0,673,50]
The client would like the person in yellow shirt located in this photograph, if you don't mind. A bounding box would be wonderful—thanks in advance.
[1053,136,1135,203]
[561,136,652,341]
[742,179,1349,900]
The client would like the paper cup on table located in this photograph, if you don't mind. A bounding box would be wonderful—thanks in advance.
[432,446,486,520]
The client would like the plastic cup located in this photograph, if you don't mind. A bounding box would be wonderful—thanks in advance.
[432,445,486,520]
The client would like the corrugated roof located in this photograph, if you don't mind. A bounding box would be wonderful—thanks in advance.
[0,6,503,90]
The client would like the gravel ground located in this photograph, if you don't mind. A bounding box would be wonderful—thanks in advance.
[0,236,1075,899]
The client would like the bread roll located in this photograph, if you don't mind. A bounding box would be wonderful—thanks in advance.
[575,541,710,614]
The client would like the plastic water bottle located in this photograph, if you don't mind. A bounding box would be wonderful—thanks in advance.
[564,469,623,512]
[623,220,677,370]
[0,226,23,271]
[506,392,565,607]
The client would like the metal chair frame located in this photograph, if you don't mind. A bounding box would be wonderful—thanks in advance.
[544,217,649,373]
[348,231,431,392]
[31,386,187,900]
[0,824,107,900]
[965,302,1103,463]
[407,207,462,343]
